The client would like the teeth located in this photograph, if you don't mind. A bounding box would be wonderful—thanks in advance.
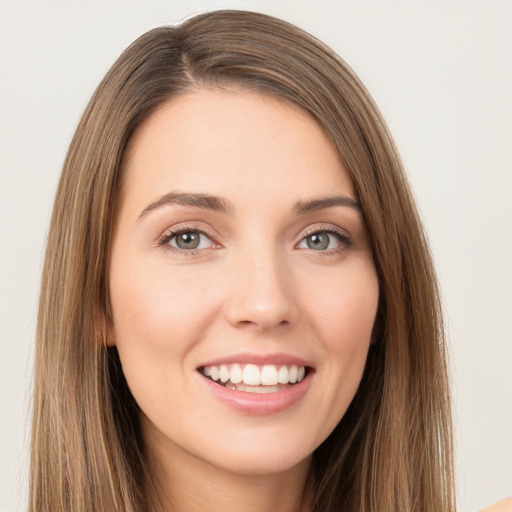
[235,384,282,394]
[260,365,278,385]
[201,363,307,386]
[289,365,298,383]
[229,364,243,384]
[277,366,289,384]
[219,365,230,383]
[243,364,260,385]
[210,366,219,381]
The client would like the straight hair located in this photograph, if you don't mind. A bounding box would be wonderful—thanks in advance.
[30,10,454,511]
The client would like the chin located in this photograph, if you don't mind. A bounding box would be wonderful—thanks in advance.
[205,446,313,477]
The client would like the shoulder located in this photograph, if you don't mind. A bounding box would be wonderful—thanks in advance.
[479,497,512,512]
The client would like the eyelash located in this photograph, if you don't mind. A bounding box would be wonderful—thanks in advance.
[157,224,351,255]
[157,225,217,256]
[298,225,352,254]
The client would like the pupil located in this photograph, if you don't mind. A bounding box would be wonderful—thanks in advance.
[177,232,200,249]
[307,233,329,250]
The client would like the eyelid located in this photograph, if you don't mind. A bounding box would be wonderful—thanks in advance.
[298,223,350,240]
[156,221,351,255]
[296,223,352,251]
[157,223,221,254]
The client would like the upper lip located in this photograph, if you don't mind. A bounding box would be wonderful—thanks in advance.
[197,352,314,369]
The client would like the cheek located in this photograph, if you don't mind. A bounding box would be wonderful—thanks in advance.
[108,262,224,429]
[299,259,379,431]
[109,260,221,360]
[304,260,379,347]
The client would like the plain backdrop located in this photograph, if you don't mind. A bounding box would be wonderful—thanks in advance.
[0,1,511,511]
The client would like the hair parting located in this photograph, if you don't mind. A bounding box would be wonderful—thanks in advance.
[30,10,454,512]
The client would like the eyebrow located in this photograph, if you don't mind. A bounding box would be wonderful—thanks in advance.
[138,191,235,219]
[138,191,361,220]
[292,195,361,214]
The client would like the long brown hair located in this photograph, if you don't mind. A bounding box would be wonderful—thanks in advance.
[30,10,454,511]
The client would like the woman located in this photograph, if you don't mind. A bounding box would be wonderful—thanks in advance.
[30,10,455,511]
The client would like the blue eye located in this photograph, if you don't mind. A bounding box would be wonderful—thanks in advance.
[166,230,213,251]
[298,231,346,251]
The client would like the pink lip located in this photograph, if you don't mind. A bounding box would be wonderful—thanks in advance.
[197,369,313,415]
[198,352,313,368]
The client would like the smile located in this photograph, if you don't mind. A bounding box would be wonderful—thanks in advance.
[196,354,315,415]
[200,363,307,393]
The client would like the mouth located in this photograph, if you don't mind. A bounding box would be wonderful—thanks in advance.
[196,356,315,415]
[198,363,312,394]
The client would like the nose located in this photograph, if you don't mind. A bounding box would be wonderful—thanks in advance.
[223,248,299,331]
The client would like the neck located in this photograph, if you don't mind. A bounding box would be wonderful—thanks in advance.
[144,425,313,512]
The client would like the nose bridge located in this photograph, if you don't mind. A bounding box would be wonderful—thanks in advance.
[224,235,297,330]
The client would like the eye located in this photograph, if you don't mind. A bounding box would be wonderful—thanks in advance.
[162,229,214,251]
[297,230,348,251]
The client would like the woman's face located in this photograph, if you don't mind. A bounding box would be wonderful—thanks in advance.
[109,89,379,477]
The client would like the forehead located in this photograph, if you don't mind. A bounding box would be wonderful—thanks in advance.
[120,88,355,214]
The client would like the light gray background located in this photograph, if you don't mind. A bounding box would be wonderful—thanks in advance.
[1,1,510,511]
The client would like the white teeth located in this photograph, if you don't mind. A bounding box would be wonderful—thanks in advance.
[229,364,243,384]
[260,365,278,385]
[235,384,282,394]
[202,363,307,387]
[210,366,219,381]
[219,365,230,383]
[243,364,261,385]
[289,365,298,383]
[277,366,289,384]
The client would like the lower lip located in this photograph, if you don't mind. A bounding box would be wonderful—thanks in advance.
[198,372,313,415]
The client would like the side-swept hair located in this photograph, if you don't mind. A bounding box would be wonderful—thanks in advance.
[30,10,454,512]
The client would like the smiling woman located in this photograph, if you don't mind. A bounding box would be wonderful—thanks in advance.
[30,10,454,512]
[109,90,379,491]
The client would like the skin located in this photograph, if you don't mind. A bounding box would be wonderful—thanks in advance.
[479,498,512,512]
[109,88,379,511]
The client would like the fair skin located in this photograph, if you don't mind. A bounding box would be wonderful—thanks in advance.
[109,88,379,512]
[480,498,512,512]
